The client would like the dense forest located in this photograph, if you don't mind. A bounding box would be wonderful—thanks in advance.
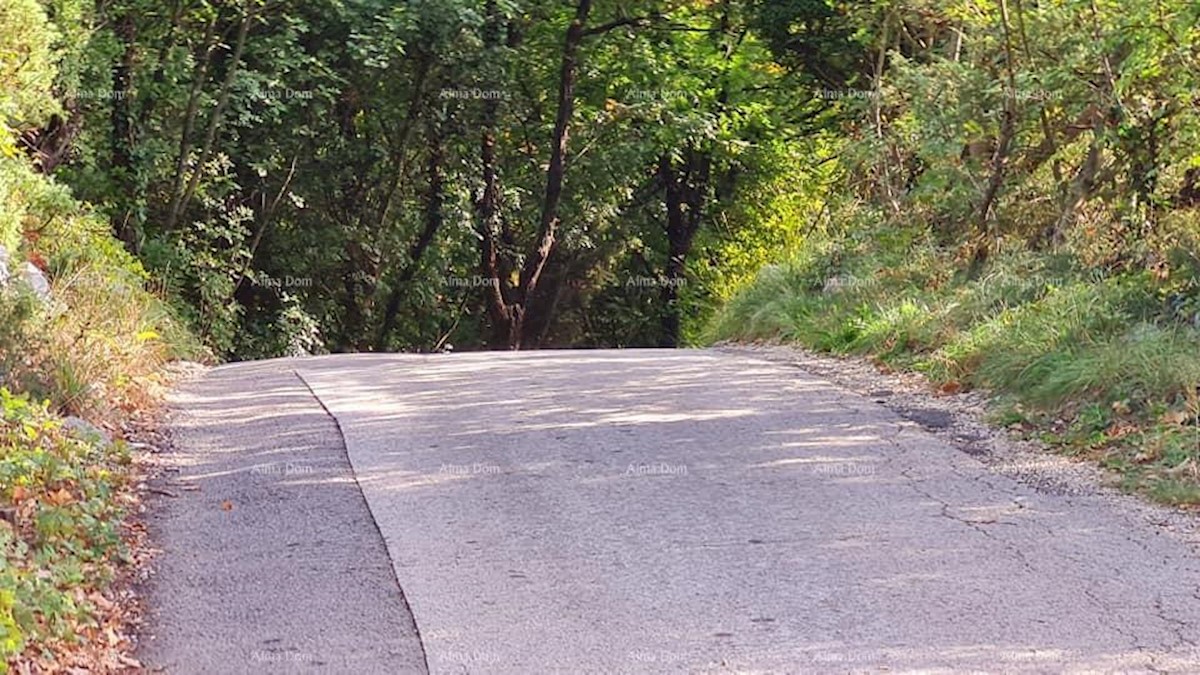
[8,0,1197,360]
[2,0,1200,666]
[15,0,852,358]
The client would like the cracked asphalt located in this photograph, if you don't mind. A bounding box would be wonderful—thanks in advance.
[146,349,1200,673]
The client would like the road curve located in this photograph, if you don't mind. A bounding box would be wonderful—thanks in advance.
[148,349,1200,673]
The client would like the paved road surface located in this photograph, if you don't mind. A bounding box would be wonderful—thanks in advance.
[138,360,426,672]
[142,349,1200,673]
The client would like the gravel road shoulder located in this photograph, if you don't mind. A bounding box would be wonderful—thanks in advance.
[720,343,1200,548]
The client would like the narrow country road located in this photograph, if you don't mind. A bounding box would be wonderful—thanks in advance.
[140,349,1200,673]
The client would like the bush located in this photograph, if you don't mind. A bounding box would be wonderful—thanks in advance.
[0,132,203,414]
[0,389,131,668]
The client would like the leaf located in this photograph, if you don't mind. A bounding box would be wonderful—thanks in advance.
[939,381,963,395]
[1161,410,1189,426]
[47,488,74,506]
[221,500,234,511]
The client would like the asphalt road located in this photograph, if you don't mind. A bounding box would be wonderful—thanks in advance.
[139,360,427,673]
[142,349,1200,673]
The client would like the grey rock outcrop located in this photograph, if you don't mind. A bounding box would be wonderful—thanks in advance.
[0,246,51,302]
[20,262,51,301]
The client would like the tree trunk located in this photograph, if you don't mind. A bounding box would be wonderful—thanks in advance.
[167,8,253,230]
[970,0,1019,276]
[19,108,82,175]
[474,0,592,349]
[515,0,593,349]
[657,151,710,348]
[977,108,1016,228]
[660,238,688,348]
[165,17,217,224]
[111,11,138,248]
[377,117,446,350]
[477,0,517,348]
[375,53,433,231]
[1050,120,1104,244]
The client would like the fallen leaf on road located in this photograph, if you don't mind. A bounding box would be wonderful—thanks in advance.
[221,500,234,511]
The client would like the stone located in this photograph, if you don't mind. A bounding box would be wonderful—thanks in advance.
[19,261,50,301]
[62,416,113,448]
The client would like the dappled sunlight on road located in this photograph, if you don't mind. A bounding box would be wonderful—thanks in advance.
[268,348,1200,673]
[749,454,880,468]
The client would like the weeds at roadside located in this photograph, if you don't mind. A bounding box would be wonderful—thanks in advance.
[709,230,1200,507]
[0,390,139,670]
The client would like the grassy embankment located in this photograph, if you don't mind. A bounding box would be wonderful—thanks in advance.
[0,171,197,670]
[1,0,199,668]
[709,226,1200,506]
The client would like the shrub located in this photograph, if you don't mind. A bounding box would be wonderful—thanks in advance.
[0,389,131,668]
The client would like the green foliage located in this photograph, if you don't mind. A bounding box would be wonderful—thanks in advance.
[0,4,189,663]
[0,389,131,667]
[0,0,59,138]
[707,0,1200,505]
[13,0,1195,356]
[711,228,1200,504]
[0,160,194,414]
[39,0,861,355]
[0,0,191,419]
[0,287,39,394]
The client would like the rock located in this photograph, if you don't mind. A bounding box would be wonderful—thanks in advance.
[0,250,52,301]
[19,262,51,301]
[62,416,113,447]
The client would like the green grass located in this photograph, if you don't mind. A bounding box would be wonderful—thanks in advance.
[708,233,1200,507]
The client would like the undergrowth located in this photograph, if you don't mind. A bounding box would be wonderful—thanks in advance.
[708,226,1200,506]
[0,391,133,669]
[0,1,199,668]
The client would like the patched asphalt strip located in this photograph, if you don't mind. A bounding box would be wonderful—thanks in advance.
[138,358,428,674]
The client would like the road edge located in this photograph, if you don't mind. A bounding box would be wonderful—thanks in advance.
[292,368,431,673]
